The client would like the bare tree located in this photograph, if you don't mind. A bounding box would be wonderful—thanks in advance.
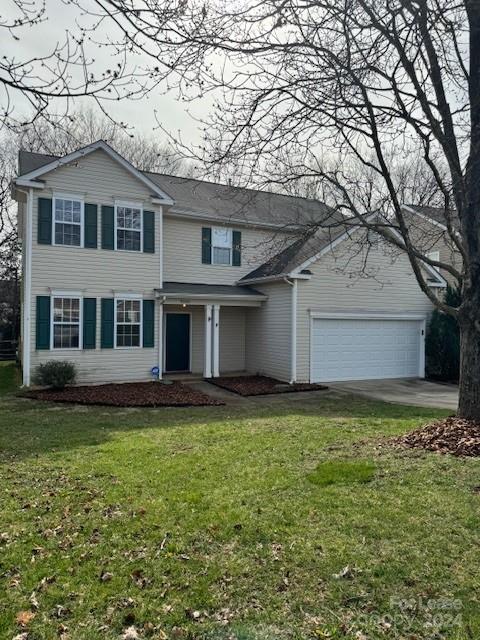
[77,0,477,419]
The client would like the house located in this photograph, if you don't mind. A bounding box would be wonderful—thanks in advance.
[13,140,446,387]
[401,204,462,287]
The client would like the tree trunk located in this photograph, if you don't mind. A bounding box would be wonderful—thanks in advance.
[457,314,480,420]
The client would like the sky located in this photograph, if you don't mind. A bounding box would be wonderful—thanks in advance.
[2,0,211,146]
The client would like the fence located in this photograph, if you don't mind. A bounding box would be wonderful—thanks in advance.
[0,340,17,361]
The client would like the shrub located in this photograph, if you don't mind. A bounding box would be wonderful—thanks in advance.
[426,285,461,382]
[33,361,77,390]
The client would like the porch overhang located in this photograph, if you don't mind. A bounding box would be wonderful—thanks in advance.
[155,281,266,307]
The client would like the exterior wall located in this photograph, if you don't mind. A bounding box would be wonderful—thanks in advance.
[245,282,292,381]
[220,306,246,372]
[295,234,435,382]
[163,216,291,285]
[28,149,162,384]
[403,210,462,287]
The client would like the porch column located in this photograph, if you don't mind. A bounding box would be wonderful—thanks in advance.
[204,304,213,378]
[212,304,220,377]
[157,302,163,380]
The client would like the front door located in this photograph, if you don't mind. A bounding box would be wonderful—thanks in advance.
[165,313,190,372]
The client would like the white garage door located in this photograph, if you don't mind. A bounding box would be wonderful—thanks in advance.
[311,317,424,382]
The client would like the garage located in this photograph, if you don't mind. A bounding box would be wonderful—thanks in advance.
[310,314,426,382]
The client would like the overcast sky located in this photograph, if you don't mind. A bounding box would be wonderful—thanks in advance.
[3,0,211,145]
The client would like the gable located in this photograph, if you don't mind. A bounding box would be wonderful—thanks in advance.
[38,149,161,204]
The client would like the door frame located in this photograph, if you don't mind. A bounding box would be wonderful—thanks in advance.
[163,310,193,373]
[309,311,427,383]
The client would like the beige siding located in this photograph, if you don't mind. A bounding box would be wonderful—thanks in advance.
[403,210,462,286]
[245,282,292,381]
[220,307,246,372]
[163,216,290,285]
[29,149,162,384]
[295,234,434,382]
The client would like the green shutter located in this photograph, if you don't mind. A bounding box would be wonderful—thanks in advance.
[83,298,97,349]
[38,198,52,245]
[232,230,242,266]
[101,298,114,348]
[143,300,155,348]
[101,206,114,250]
[143,211,155,253]
[202,227,212,264]
[36,296,50,350]
[84,204,98,249]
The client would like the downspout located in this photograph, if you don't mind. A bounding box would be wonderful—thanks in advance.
[18,187,33,386]
[284,277,297,384]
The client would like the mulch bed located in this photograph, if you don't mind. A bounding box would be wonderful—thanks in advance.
[208,375,328,397]
[24,381,224,407]
[392,417,480,457]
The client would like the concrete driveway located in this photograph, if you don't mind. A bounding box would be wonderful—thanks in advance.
[329,378,458,410]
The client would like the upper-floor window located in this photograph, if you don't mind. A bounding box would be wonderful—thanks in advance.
[115,298,142,347]
[212,227,232,265]
[53,197,83,246]
[115,203,142,251]
[427,250,441,272]
[52,295,81,349]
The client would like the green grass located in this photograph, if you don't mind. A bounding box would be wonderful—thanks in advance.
[0,360,20,393]
[307,460,376,486]
[0,367,479,639]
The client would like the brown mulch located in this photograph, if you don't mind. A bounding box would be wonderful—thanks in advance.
[24,381,224,407]
[392,417,480,457]
[208,375,328,397]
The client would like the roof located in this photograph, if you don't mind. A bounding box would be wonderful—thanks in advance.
[156,281,266,299]
[240,211,348,281]
[403,204,459,229]
[18,146,332,229]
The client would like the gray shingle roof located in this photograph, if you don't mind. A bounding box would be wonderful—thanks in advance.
[156,282,265,297]
[404,204,459,228]
[18,150,59,174]
[18,149,332,229]
[241,212,347,280]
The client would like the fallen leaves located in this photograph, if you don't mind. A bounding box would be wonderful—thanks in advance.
[15,611,35,627]
[332,565,361,580]
[392,417,480,456]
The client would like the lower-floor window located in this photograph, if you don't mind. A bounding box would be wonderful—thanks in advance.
[52,296,81,349]
[116,298,141,347]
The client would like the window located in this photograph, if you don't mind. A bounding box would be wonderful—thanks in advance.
[427,250,441,272]
[116,204,142,251]
[116,298,141,347]
[52,296,81,349]
[212,227,232,265]
[54,197,83,246]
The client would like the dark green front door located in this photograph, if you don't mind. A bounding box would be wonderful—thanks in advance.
[165,313,190,372]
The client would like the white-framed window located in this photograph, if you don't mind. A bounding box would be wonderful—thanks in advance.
[115,202,143,251]
[427,250,441,272]
[51,295,82,349]
[212,227,232,265]
[115,297,142,348]
[53,196,84,247]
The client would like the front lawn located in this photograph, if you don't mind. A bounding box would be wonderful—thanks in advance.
[0,362,478,639]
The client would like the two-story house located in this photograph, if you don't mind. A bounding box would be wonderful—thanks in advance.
[13,140,446,387]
